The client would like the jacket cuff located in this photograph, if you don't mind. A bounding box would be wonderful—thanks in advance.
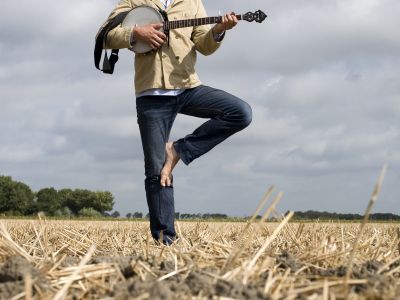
[205,28,222,53]
[212,27,226,42]
[124,27,133,48]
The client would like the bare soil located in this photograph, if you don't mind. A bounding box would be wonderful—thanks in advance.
[1,253,399,299]
[0,220,399,299]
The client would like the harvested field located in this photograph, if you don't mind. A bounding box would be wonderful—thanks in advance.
[0,218,399,300]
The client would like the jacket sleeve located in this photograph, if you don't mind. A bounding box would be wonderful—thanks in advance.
[95,0,133,49]
[191,0,222,56]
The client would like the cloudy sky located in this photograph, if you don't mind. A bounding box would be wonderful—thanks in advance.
[1,0,399,216]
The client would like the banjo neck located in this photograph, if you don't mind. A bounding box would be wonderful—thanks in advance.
[165,15,242,30]
[164,10,267,30]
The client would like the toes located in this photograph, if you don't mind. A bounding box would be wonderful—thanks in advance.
[160,174,167,187]
[166,176,171,187]
[160,173,172,187]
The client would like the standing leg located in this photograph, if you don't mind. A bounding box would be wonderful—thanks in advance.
[136,95,178,244]
[174,85,252,165]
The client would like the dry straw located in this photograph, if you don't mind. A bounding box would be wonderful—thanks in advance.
[0,169,399,299]
[343,164,388,297]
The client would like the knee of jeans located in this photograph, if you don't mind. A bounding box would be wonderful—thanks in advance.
[144,160,163,179]
[145,175,174,189]
[238,102,252,128]
[145,175,161,188]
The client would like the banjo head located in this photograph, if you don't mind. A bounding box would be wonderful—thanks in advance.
[121,6,164,54]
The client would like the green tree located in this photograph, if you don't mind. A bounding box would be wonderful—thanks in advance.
[61,189,114,215]
[0,176,13,212]
[111,211,120,218]
[36,188,61,215]
[60,189,95,215]
[58,189,74,212]
[133,212,143,218]
[93,191,114,214]
[73,189,94,214]
[0,176,34,215]
[0,177,116,217]
[0,176,12,212]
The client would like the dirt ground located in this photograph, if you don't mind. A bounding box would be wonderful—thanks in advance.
[0,252,399,299]
[0,255,268,300]
[0,220,399,299]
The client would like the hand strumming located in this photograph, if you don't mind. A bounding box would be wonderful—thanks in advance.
[132,23,167,50]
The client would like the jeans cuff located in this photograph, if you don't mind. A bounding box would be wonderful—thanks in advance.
[173,141,191,165]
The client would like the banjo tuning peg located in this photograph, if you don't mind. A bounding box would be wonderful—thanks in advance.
[243,10,267,23]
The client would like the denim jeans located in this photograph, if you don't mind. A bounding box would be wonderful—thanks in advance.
[136,85,252,244]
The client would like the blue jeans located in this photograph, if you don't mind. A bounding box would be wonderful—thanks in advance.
[136,85,252,244]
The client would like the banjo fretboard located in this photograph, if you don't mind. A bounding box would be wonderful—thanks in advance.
[165,16,242,30]
[163,10,266,30]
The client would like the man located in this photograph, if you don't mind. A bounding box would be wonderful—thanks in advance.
[100,0,252,244]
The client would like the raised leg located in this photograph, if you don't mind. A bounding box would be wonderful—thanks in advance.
[174,85,252,165]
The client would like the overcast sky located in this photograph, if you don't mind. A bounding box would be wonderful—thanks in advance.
[1,0,399,216]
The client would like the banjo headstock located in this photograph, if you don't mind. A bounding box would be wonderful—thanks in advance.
[243,10,267,23]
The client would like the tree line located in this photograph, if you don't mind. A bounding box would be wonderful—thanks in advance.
[124,213,229,220]
[177,213,228,220]
[0,176,114,217]
[2,176,398,221]
[290,210,400,221]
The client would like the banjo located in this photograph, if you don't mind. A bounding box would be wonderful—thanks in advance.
[121,5,267,54]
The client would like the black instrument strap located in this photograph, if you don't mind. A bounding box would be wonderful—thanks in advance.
[94,10,131,74]
[159,9,170,48]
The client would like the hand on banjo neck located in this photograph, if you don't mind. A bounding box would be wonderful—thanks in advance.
[132,12,238,50]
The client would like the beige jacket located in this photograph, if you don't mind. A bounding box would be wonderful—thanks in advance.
[99,0,222,94]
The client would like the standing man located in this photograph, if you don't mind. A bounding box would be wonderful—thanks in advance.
[99,0,252,244]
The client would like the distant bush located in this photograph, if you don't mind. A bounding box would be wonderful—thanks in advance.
[78,207,102,218]
[111,211,120,218]
[54,207,73,217]
[4,210,22,217]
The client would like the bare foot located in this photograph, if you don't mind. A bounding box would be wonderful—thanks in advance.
[160,142,180,187]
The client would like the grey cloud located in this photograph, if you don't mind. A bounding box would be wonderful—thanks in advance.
[0,0,399,217]
[205,0,400,74]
